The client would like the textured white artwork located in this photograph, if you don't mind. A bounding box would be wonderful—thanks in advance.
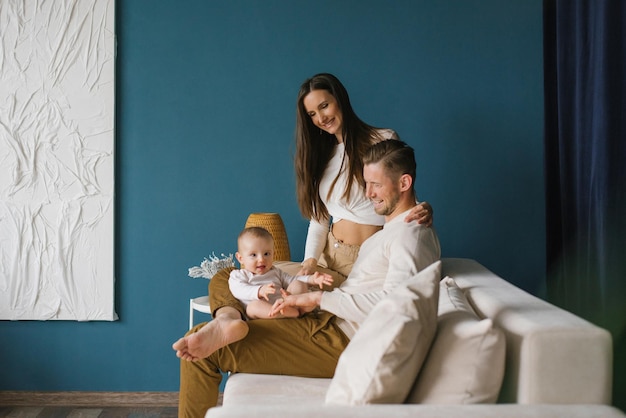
[0,0,117,320]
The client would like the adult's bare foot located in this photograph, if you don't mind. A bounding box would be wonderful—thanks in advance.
[173,315,249,361]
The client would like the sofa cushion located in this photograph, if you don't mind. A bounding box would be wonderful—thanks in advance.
[406,276,505,404]
[223,373,330,406]
[325,260,441,405]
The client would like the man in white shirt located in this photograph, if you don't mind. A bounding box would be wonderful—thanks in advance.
[175,139,441,417]
[271,139,440,337]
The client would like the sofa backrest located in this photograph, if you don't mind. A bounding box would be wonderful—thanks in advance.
[442,258,613,405]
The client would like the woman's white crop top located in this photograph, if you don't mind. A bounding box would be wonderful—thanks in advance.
[303,129,399,262]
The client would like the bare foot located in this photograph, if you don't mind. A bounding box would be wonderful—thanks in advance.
[173,315,248,361]
[247,301,301,319]
[252,306,301,319]
[277,306,301,318]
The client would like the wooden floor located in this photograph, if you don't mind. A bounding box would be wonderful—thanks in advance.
[0,392,222,418]
[0,405,178,417]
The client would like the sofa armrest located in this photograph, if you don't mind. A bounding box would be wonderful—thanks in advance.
[442,258,613,404]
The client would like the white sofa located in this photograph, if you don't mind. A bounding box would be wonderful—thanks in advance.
[206,258,625,418]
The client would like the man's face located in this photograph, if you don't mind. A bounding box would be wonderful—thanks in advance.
[364,162,401,217]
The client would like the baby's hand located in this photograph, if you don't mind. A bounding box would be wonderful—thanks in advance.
[312,272,334,289]
[259,283,277,301]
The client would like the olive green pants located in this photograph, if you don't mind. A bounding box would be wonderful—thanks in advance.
[178,268,351,418]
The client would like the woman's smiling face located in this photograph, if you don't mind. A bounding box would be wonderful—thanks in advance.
[303,89,344,142]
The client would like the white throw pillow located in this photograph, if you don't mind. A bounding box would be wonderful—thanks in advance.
[406,276,505,404]
[325,260,441,405]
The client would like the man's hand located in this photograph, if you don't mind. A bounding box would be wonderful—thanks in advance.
[258,283,277,301]
[404,201,433,227]
[269,289,322,317]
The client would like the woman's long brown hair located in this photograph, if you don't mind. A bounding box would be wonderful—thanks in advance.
[294,73,386,221]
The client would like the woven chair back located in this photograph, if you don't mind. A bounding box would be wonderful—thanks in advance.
[244,213,291,261]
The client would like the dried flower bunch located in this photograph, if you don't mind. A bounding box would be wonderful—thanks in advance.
[188,253,234,279]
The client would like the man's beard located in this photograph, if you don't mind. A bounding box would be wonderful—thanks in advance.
[374,193,400,216]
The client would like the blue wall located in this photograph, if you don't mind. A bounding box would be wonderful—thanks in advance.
[0,0,544,391]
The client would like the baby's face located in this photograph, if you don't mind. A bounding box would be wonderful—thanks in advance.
[236,236,274,275]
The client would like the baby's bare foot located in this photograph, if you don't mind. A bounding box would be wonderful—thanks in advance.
[173,317,248,361]
[279,306,301,318]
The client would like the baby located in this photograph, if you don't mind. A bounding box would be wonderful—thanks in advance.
[229,226,333,319]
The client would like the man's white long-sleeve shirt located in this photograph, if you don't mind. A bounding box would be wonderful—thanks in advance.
[319,208,441,339]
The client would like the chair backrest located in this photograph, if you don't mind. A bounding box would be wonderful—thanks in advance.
[244,213,291,261]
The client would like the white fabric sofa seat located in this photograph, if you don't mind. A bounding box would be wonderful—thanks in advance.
[208,404,626,418]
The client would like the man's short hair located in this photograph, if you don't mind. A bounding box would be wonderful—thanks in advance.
[363,139,416,183]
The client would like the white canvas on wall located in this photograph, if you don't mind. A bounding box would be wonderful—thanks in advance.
[0,0,117,320]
